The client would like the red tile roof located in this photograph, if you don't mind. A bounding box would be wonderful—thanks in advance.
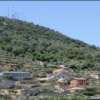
[72,78,86,80]
[53,69,65,73]
[60,85,85,91]
[53,67,68,73]
[5,63,18,67]
[67,87,86,91]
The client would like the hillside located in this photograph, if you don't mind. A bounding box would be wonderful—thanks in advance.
[0,16,100,70]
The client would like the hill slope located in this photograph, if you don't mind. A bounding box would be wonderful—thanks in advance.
[0,16,100,70]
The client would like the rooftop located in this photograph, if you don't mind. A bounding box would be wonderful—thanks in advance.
[38,92,68,97]
[6,63,18,66]
[70,87,86,90]
[72,78,86,80]
[0,80,15,89]
[53,69,66,73]
[60,85,85,91]
[3,72,30,74]
[89,97,100,100]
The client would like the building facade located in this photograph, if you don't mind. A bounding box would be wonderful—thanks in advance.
[70,78,87,86]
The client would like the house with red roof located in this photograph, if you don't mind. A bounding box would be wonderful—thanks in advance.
[4,63,18,67]
[53,67,69,76]
[67,87,86,93]
[90,73,100,79]
[53,67,69,75]
[70,78,88,86]
[55,85,86,93]
[4,63,21,69]
[53,67,75,79]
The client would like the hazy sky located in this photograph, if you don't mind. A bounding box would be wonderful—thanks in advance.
[0,1,100,47]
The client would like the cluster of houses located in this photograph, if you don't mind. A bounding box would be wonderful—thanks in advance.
[53,65,100,93]
[0,63,100,98]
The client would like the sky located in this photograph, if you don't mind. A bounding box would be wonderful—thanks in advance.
[0,1,100,47]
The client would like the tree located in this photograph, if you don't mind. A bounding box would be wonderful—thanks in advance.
[3,94,11,100]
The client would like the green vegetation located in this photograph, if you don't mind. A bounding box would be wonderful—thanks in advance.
[4,75,13,80]
[18,95,89,100]
[0,16,100,70]
[0,95,11,100]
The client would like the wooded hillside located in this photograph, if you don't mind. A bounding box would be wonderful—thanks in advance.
[0,16,100,70]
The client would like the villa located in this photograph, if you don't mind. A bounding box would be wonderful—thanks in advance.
[70,78,88,86]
